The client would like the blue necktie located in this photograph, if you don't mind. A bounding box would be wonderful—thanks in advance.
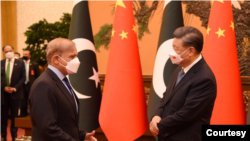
[175,69,185,87]
[63,77,78,112]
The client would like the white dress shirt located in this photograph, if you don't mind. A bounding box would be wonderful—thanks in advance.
[24,59,30,82]
[5,57,15,85]
[183,54,202,74]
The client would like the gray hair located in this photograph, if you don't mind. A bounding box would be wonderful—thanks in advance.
[46,38,75,64]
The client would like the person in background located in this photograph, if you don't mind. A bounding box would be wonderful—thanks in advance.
[19,50,40,117]
[14,52,21,59]
[0,67,6,137]
[1,45,26,141]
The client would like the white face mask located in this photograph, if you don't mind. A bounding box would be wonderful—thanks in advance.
[57,55,81,74]
[5,52,14,59]
[169,48,190,65]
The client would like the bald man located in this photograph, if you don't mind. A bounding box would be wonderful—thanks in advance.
[29,38,97,141]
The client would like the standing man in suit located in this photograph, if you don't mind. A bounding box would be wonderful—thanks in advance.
[0,67,6,134]
[149,26,217,141]
[1,45,26,141]
[29,38,97,141]
[19,50,40,117]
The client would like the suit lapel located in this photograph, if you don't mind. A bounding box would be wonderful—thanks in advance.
[45,69,78,121]
[72,91,80,124]
[29,62,32,76]
[164,58,205,105]
[1,59,6,71]
[11,59,17,80]
[163,66,181,102]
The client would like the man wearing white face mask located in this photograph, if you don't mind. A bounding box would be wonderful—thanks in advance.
[150,26,217,141]
[29,38,97,141]
[1,45,26,141]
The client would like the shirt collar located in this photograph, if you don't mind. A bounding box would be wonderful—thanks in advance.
[24,59,30,63]
[48,65,66,81]
[7,57,15,62]
[183,54,202,74]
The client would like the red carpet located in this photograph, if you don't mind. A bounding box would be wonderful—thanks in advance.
[2,119,25,141]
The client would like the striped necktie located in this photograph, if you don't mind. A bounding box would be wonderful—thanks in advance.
[175,69,185,87]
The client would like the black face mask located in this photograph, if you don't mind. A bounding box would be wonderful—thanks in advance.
[23,56,28,60]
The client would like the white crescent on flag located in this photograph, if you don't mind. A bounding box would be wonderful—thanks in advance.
[164,0,171,8]
[68,38,97,99]
[153,38,174,98]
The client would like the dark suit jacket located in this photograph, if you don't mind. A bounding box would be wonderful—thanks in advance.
[1,59,26,99]
[29,68,86,141]
[154,58,217,141]
[27,60,40,86]
[1,67,6,104]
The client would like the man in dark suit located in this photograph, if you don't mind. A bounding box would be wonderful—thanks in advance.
[1,45,26,141]
[0,67,6,134]
[19,50,40,117]
[29,38,97,141]
[150,26,217,141]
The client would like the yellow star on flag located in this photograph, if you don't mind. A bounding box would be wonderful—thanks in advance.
[215,28,225,38]
[116,0,126,9]
[119,30,128,39]
[217,0,224,3]
[207,26,211,35]
[230,21,234,30]
[132,25,136,33]
[112,29,115,36]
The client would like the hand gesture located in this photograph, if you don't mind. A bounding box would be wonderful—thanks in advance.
[84,130,97,141]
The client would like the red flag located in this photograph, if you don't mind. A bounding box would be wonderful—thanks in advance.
[203,1,246,124]
[99,1,148,140]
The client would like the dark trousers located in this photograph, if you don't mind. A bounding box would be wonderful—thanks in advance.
[0,105,3,134]
[1,94,20,138]
[20,83,30,117]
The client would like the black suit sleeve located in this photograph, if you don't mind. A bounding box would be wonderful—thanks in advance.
[157,78,216,136]
[153,89,168,117]
[79,130,87,141]
[34,63,40,79]
[1,67,6,90]
[29,82,76,141]
[14,61,25,91]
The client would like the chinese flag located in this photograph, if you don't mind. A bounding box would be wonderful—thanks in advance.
[203,1,246,124]
[99,1,148,141]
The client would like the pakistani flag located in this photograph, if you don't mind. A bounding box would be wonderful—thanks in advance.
[68,0,102,132]
[147,0,184,123]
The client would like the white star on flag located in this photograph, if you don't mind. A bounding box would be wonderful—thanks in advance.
[89,67,100,88]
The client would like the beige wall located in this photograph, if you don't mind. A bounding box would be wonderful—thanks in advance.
[16,1,73,56]
[0,1,3,60]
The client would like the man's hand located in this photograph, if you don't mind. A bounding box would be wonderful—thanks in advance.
[84,130,97,141]
[150,116,162,137]
[4,86,13,94]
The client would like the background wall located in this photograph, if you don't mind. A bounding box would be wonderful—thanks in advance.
[16,1,73,56]
[1,1,207,75]
[0,1,3,60]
